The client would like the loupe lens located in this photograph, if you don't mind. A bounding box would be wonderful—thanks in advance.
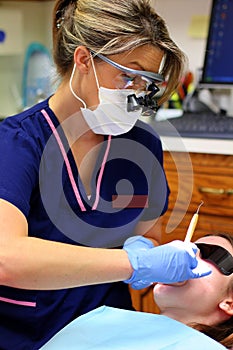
[113,73,151,91]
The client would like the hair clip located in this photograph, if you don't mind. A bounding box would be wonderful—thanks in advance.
[56,10,65,29]
[55,1,76,29]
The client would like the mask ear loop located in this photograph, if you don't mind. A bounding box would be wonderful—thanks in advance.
[69,63,87,108]
[90,54,100,89]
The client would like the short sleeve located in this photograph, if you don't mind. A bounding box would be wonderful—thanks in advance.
[0,119,41,217]
[138,128,170,221]
[141,156,170,221]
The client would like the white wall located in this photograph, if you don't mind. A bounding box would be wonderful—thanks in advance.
[152,0,212,75]
[0,1,53,117]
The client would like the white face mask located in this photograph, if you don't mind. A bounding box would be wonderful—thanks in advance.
[81,87,142,135]
[69,57,142,136]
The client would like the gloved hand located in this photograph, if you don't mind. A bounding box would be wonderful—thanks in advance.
[123,237,212,290]
[122,236,155,289]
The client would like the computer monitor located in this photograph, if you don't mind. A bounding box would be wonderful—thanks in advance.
[200,0,233,89]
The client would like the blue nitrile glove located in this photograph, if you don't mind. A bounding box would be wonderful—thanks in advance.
[123,237,212,290]
[122,236,156,290]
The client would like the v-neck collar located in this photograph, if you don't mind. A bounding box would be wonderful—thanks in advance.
[41,108,111,212]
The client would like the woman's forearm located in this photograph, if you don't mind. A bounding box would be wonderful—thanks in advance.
[0,236,133,290]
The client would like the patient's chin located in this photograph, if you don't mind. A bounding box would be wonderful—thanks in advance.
[153,281,187,301]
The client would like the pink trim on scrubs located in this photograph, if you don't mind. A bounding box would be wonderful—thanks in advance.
[0,296,36,307]
[41,109,111,212]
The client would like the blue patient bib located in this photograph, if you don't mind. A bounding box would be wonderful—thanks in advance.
[41,306,225,350]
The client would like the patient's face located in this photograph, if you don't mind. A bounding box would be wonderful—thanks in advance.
[153,236,233,325]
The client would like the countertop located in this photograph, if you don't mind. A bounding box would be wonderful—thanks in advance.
[139,113,233,156]
[161,136,233,155]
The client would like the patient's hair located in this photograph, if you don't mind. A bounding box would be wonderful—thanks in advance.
[191,233,233,349]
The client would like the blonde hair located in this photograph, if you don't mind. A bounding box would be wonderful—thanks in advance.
[53,0,187,103]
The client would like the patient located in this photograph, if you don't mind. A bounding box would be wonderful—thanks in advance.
[153,233,233,349]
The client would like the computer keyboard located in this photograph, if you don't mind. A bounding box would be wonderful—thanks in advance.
[154,111,233,139]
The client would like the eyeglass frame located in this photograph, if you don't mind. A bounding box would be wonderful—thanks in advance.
[90,50,165,85]
[196,243,233,276]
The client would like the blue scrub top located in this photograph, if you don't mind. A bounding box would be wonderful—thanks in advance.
[0,99,169,349]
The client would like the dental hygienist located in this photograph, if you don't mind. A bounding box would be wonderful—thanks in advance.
[0,0,211,349]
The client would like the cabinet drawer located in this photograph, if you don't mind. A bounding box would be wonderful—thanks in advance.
[193,173,233,216]
[164,152,233,176]
[162,210,233,242]
[166,170,233,216]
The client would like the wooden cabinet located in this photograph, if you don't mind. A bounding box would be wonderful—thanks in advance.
[130,151,233,313]
[130,285,160,314]
[162,151,233,243]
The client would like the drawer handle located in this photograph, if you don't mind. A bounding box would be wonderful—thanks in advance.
[199,187,233,195]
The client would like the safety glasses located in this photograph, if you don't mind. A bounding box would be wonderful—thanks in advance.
[196,243,233,276]
[91,51,165,115]
[91,51,165,87]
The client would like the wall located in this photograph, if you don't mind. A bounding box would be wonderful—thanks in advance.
[0,0,212,117]
[0,1,53,117]
[153,0,212,75]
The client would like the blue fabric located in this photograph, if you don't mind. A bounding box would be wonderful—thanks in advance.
[0,99,169,349]
[41,306,225,350]
[0,99,169,247]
